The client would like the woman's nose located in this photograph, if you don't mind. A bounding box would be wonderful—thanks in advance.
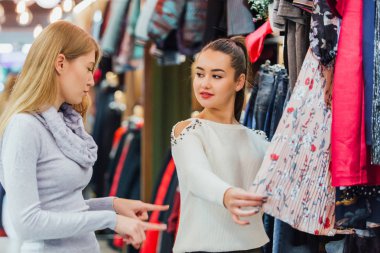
[88,73,95,87]
[200,77,211,89]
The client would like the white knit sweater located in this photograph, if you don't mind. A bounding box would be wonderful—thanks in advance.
[171,118,270,253]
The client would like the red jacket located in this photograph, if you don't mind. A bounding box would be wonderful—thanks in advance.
[331,0,380,186]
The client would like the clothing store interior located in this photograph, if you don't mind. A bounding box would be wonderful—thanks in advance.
[0,0,379,253]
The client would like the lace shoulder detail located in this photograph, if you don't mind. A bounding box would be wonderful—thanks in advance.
[252,129,269,141]
[171,119,202,146]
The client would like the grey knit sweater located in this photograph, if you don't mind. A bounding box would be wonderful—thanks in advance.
[0,113,116,253]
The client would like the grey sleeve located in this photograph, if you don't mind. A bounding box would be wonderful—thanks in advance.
[85,197,116,211]
[1,117,117,241]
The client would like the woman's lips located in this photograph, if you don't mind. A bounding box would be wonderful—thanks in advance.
[200,92,214,99]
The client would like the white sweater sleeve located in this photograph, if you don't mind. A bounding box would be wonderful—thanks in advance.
[171,122,232,207]
[1,117,116,241]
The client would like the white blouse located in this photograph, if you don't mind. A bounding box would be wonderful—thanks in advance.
[171,118,270,253]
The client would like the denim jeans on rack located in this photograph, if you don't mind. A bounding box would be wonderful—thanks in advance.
[243,84,259,129]
[253,71,275,131]
[325,238,344,253]
[262,214,274,253]
[269,71,289,139]
[363,0,375,145]
[272,219,319,253]
[264,69,289,140]
[264,79,278,140]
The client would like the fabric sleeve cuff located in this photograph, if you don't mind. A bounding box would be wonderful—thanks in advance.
[85,197,116,211]
[214,184,233,208]
[102,210,117,230]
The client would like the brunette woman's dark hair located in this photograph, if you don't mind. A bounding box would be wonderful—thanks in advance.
[200,36,251,121]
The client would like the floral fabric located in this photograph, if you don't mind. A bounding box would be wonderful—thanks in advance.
[251,0,340,236]
[309,0,339,66]
[251,49,336,236]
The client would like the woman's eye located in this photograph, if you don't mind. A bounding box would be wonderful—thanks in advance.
[88,68,94,72]
[213,75,222,79]
[196,73,204,78]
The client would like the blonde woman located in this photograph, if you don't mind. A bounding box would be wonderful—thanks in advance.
[0,21,167,253]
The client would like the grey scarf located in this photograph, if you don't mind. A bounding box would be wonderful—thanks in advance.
[34,104,98,168]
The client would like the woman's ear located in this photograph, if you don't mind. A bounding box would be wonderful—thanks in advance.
[55,54,66,74]
[235,73,245,92]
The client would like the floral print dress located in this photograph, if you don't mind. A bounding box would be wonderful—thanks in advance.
[251,0,339,236]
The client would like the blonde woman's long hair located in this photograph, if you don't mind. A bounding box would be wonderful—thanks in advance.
[0,74,17,116]
[0,21,101,136]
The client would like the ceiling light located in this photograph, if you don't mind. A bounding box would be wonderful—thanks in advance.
[33,24,43,38]
[0,44,14,54]
[49,6,62,23]
[16,1,26,14]
[17,8,33,26]
[35,0,61,9]
[62,0,75,13]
